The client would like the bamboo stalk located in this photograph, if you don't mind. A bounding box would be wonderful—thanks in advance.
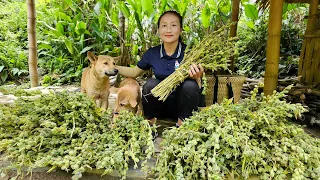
[313,38,320,84]
[27,0,38,87]
[311,39,319,84]
[229,0,240,72]
[305,0,319,34]
[115,7,128,87]
[304,34,320,38]
[264,0,284,95]
[299,0,319,85]
[304,40,313,84]
[298,39,306,76]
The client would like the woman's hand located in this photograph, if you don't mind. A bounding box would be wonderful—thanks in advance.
[189,63,204,87]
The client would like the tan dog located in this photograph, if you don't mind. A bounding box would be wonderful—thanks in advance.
[114,78,142,116]
[81,51,118,109]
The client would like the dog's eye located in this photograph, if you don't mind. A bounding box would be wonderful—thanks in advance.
[120,103,125,106]
[113,62,115,65]
[104,62,108,65]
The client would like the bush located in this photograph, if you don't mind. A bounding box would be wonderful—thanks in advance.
[0,0,29,84]
[236,9,306,78]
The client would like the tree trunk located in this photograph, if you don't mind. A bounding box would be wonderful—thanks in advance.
[229,0,240,72]
[115,6,130,87]
[27,0,38,87]
[264,0,284,95]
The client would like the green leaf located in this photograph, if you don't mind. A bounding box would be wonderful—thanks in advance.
[94,2,102,15]
[98,13,106,29]
[126,25,135,40]
[56,22,64,35]
[11,68,19,76]
[117,1,131,19]
[0,66,4,72]
[180,0,190,18]
[1,71,8,82]
[111,10,119,27]
[38,44,53,50]
[80,46,93,54]
[283,4,288,15]
[134,12,144,39]
[58,12,72,22]
[73,13,82,24]
[142,0,154,16]
[91,22,104,39]
[132,44,138,55]
[160,0,168,14]
[51,30,63,38]
[201,3,211,28]
[127,0,137,10]
[64,38,74,54]
[244,4,258,21]
[75,21,87,35]
[246,21,254,29]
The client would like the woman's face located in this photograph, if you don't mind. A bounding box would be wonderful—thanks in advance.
[158,13,182,44]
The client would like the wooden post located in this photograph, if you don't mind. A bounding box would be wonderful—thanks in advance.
[298,0,319,85]
[115,7,127,87]
[305,0,319,34]
[27,0,38,87]
[229,0,240,72]
[264,0,284,95]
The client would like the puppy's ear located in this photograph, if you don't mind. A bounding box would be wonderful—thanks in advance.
[113,56,121,64]
[87,51,98,64]
[129,98,137,108]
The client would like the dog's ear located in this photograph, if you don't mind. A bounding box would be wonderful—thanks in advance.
[129,98,137,108]
[87,51,98,64]
[113,56,121,64]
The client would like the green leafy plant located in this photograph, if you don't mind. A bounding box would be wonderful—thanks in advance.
[0,92,156,180]
[0,0,29,84]
[155,86,320,179]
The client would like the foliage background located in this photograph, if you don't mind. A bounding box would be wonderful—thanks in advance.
[0,0,308,85]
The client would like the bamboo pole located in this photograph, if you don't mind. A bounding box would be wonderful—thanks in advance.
[298,0,319,84]
[314,38,320,84]
[300,0,319,85]
[229,0,240,72]
[115,5,131,86]
[303,40,313,83]
[298,37,306,76]
[264,0,284,95]
[119,9,127,66]
[27,0,38,87]
[305,0,319,34]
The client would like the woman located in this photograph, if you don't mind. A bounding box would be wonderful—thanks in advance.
[116,10,204,127]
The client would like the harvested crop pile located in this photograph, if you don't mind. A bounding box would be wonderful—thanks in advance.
[0,92,155,180]
[155,86,320,179]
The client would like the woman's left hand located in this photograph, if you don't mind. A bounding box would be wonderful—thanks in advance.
[189,63,204,80]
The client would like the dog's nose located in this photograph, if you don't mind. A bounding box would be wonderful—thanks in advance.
[114,69,118,73]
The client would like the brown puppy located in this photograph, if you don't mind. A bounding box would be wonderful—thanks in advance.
[81,51,118,109]
[114,78,142,116]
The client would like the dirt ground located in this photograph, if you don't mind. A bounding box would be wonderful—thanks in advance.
[0,170,140,180]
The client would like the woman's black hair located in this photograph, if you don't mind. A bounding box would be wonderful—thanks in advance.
[157,10,183,42]
[157,10,183,29]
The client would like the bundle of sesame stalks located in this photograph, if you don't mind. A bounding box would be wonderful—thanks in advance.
[151,24,241,101]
